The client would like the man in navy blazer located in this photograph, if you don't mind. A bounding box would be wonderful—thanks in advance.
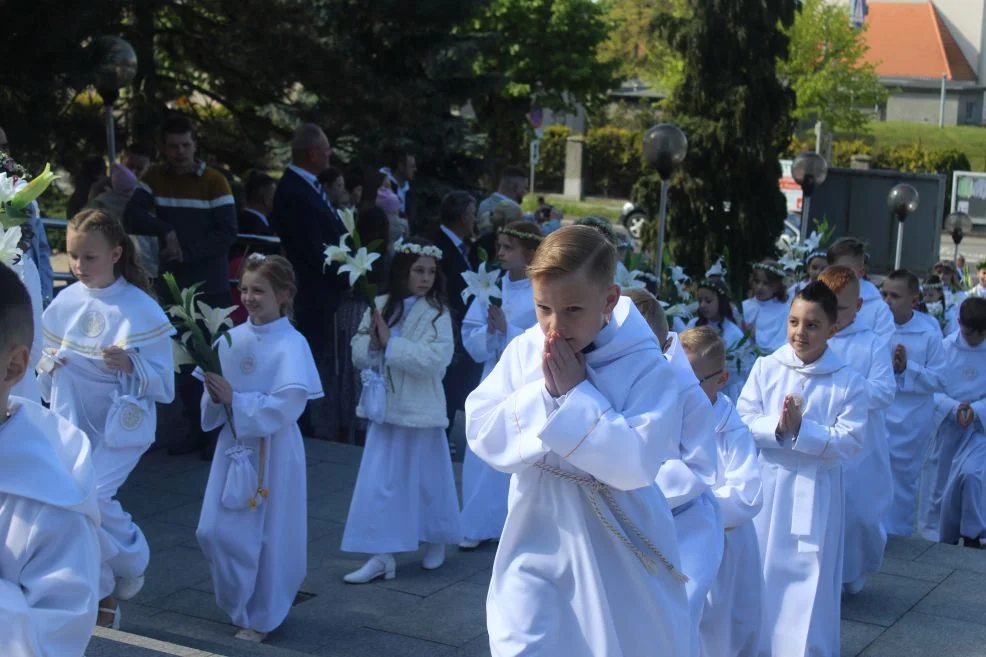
[269,124,344,392]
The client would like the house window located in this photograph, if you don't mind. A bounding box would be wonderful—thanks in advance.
[966,101,976,122]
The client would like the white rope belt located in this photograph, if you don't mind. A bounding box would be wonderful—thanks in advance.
[535,462,689,583]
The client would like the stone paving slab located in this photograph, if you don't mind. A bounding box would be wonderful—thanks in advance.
[89,439,986,657]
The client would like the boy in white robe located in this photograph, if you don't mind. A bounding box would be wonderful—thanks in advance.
[629,289,723,657]
[827,237,895,346]
[0,266,101,657]
[919,298,986,545]
[738,281,867,657]
[879,270,946,537]
[818,267,895,594]
[680,327,764,657]
[466,226,690,657]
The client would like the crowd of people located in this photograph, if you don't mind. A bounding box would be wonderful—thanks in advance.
[3,112,986,657]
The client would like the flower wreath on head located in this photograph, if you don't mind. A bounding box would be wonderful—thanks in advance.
[752,261,787,279]
[394,238,443,260]
[499,226,544,243]
[805,249,827,265]
[698,278,731,299]
[922,280,944,291]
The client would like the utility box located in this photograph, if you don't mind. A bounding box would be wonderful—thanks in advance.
[808,168,944,275]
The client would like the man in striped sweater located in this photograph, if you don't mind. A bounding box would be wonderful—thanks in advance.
[124,114,238,458]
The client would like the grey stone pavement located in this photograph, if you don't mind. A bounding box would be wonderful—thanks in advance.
[84,419,986,657]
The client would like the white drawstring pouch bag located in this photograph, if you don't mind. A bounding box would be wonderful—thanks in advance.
[103,391,155,449]
[222,442,260,511]
[359,367,388,424]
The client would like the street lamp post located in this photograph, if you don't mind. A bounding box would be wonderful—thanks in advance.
[642,123,688,291]
[91,36,138,168]
[887,183,919,269]
[791,151,828,242]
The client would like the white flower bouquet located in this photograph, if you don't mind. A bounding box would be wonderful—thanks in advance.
[324,208,382,305]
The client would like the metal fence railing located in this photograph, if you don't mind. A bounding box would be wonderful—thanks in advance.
[42,217,282,290]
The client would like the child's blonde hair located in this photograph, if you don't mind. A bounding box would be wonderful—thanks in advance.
[625,288,668,345]
[527,225,616,286]
[241,253,297,319]
[68,209,151,294]
[817,264,858,295]
[679,326,725,369]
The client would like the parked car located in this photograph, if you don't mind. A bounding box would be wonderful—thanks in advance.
[620,202,648,239]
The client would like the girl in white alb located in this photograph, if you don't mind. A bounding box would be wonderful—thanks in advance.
[738,282,866,657]
[680,327,763,657]
[688,279,751,401]
[786,250,827,300]
[459,222,541,549]
[37,210,175,629]
[195,254,322,643]
[342,237,460,583]
[742,261,791,354]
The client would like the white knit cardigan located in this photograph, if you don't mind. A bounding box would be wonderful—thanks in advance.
[351,294,454,429]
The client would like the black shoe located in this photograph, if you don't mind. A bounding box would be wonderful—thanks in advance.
[962,536,984,549]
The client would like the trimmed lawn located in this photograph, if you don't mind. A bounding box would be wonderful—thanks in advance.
[866,121,986,171]
[521,193,626,222]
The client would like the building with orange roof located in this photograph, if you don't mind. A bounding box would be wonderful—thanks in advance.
[837,0,986,125]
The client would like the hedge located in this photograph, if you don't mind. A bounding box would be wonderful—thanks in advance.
[534,127,973,200]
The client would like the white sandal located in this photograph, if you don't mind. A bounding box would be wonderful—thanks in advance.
[234,628,268,642]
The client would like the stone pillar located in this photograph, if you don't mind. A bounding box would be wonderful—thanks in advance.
[850,154,872,170]
[563,136,585,200]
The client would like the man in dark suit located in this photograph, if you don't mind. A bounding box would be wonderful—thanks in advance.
[431,191,482,447]
[238,170,277,237]
[269,124,345,435]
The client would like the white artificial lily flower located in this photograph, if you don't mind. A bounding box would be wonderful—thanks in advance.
[323,235,351,267]
[669,265,689,284]
[0,173,16,205]
[172,339,197,373]
[338,247,381,287]
[338,208,356,236]
[0,224,23,267]
[666,302,699,319]
[803,230,822,253]
[461,261,503,306]
[196,300,237,336]
[615,267,647,291]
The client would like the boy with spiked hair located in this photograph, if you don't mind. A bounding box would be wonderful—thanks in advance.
[466,225,689,657]
[827,237,895,345]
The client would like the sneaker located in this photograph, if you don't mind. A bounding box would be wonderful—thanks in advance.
[458,539,483,550]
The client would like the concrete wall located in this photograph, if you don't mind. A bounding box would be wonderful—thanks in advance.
[885,89,982,125]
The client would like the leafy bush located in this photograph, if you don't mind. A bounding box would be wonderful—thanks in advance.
[532,124,572,192]
[586,126,643,197]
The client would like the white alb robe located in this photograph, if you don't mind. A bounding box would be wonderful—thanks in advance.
[38,278,175,599]
[857,279,895,346]
[0,397,101,657]
[918,332,986,543]
[699,393,763,657]
[742,297,789,354]
[195,316,322,633]
[10,257,43,403]
[883,313,946,537]
[738,345,867,657]
[459,273,537,542]
[342,297,462,554]
[466,298,689,657]
[687,317,751,401]
[659,333,723,657]
[827,321,895,583]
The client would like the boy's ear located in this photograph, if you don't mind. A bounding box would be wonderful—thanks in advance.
[603,284,620,314]
[1,345,28,389]
[718,370,730,386]
[855,297,863,311]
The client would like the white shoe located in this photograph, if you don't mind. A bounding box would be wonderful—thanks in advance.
[844,577,865,595]
[343,555,396,584]
[113,575,145,601]
[422,543,446,570]
[458,539,482,550]
[234,628,269,642]
[97,605,121,630]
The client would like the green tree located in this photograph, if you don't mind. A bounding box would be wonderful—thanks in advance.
[470,0,619,178]
[778,0,889,133]
[653,0,795,293]
[598,0,688,94]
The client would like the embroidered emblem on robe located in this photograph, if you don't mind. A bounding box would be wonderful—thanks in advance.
[241,353,257,375]
[79,310,107,338]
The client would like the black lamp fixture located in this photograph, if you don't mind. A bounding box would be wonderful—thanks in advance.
[887,183,919,269]
[89,36,137,166]
[791,151,828,242]
[642,123,688,290]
